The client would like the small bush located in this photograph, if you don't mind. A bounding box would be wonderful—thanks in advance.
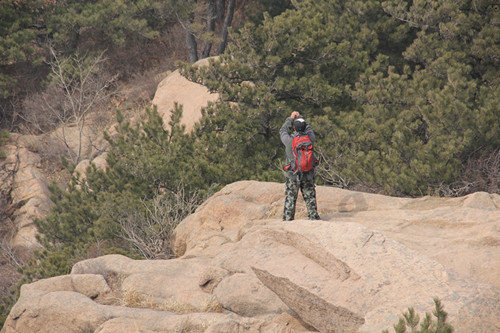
[382,298,454,333]
[0,130,8,159]
[117,186,206,259]
[439,149,500,196]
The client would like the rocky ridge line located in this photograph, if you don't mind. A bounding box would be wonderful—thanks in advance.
[2,181,499,332]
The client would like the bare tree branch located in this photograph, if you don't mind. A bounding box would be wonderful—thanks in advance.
[22,47,116,164]
[117,185,205,259]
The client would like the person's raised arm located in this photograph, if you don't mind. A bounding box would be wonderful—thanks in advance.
[305,123,316,142]
[280,117,293,146]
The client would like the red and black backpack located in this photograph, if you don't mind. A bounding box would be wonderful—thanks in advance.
[284,134,319,174]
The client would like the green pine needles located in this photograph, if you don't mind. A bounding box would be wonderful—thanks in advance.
[0,130,8,159]
[181,0,499,196]
[383,298,454,333]
[23,105,215,282]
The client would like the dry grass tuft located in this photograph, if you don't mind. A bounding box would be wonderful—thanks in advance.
[474,236,500,247]
[155,298,198,314]
[119,290,223,315]
[120,290,154,309]
[200,298,223,313]
[93,272,126,306]
[175,317,215,333]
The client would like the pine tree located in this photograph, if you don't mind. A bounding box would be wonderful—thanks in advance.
[0,0,40,99]
[26,105,209,280]
[351,0,499,194]
[0,130,8,159]
[382,298,454,333]
[180,0,415,191]
[182,0,499,195]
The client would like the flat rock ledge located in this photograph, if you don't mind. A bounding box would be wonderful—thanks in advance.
[2,181,499,332]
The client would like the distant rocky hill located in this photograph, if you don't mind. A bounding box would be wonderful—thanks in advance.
[2,181,498,332]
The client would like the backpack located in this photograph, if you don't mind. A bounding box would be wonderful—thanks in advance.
[284,133,318,174]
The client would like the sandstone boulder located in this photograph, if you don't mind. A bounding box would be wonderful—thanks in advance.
[213,272,289,316]
[252,267,365,332]
[152,57,219,132]
[1,138,51,250]
[3,285,253,333]
[2,264,307,333]
[175,181,500,288]
[21,274,110,299]
[3,181,499,332]
[73,159,91,177]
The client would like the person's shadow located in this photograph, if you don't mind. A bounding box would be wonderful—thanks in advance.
[322,192,369,221]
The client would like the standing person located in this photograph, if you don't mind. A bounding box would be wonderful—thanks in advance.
[280,111,320,221]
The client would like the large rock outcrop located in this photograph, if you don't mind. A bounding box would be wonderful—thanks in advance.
[1,134,51,250]
[2,181,499,332]
[0,130,108,251]
[152,57,219,131]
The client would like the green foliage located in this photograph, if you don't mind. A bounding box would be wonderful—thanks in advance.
[0,0,292,102]
[0,130,8,159]
[180,0,412,189]
[0,0,165,101]
[0,0,40,98]
[181,0,499,195]
[244,0,293,24]
[45,0,161,48]
[0,287,19,328]
[22,105,213,281]
[382,298,453,333]
[350,0,500,194]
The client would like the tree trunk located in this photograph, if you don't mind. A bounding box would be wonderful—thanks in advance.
[200,0,216,59]
[69,26,80,53]
[216,0,235,55]
[185,28,198,63]
[216,0,226,23]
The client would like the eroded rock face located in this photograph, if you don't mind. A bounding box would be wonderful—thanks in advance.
[151,57,219,131]
[175,181,500,288]
[0,133,110,251]
[1,135,51,250]
[2,181,499,332]
[252,267,365,332]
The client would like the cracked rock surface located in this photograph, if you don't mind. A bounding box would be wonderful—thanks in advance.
[2,181,499,332]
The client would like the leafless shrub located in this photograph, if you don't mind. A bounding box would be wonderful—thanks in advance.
[116,68,166,107]
[21,48,116,164]
[0,237,25,269]
[439,149,500,196]
[315,147,392,195]
[315,147,352,189]
[117,187,202,259]
[21,136,68,175]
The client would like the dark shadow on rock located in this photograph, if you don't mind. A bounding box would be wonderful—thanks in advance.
[338,193,369,213]
[261,229,359,281]
[251,267,364,333]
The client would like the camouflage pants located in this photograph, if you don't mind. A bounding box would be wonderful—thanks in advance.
[283,172,320,221]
